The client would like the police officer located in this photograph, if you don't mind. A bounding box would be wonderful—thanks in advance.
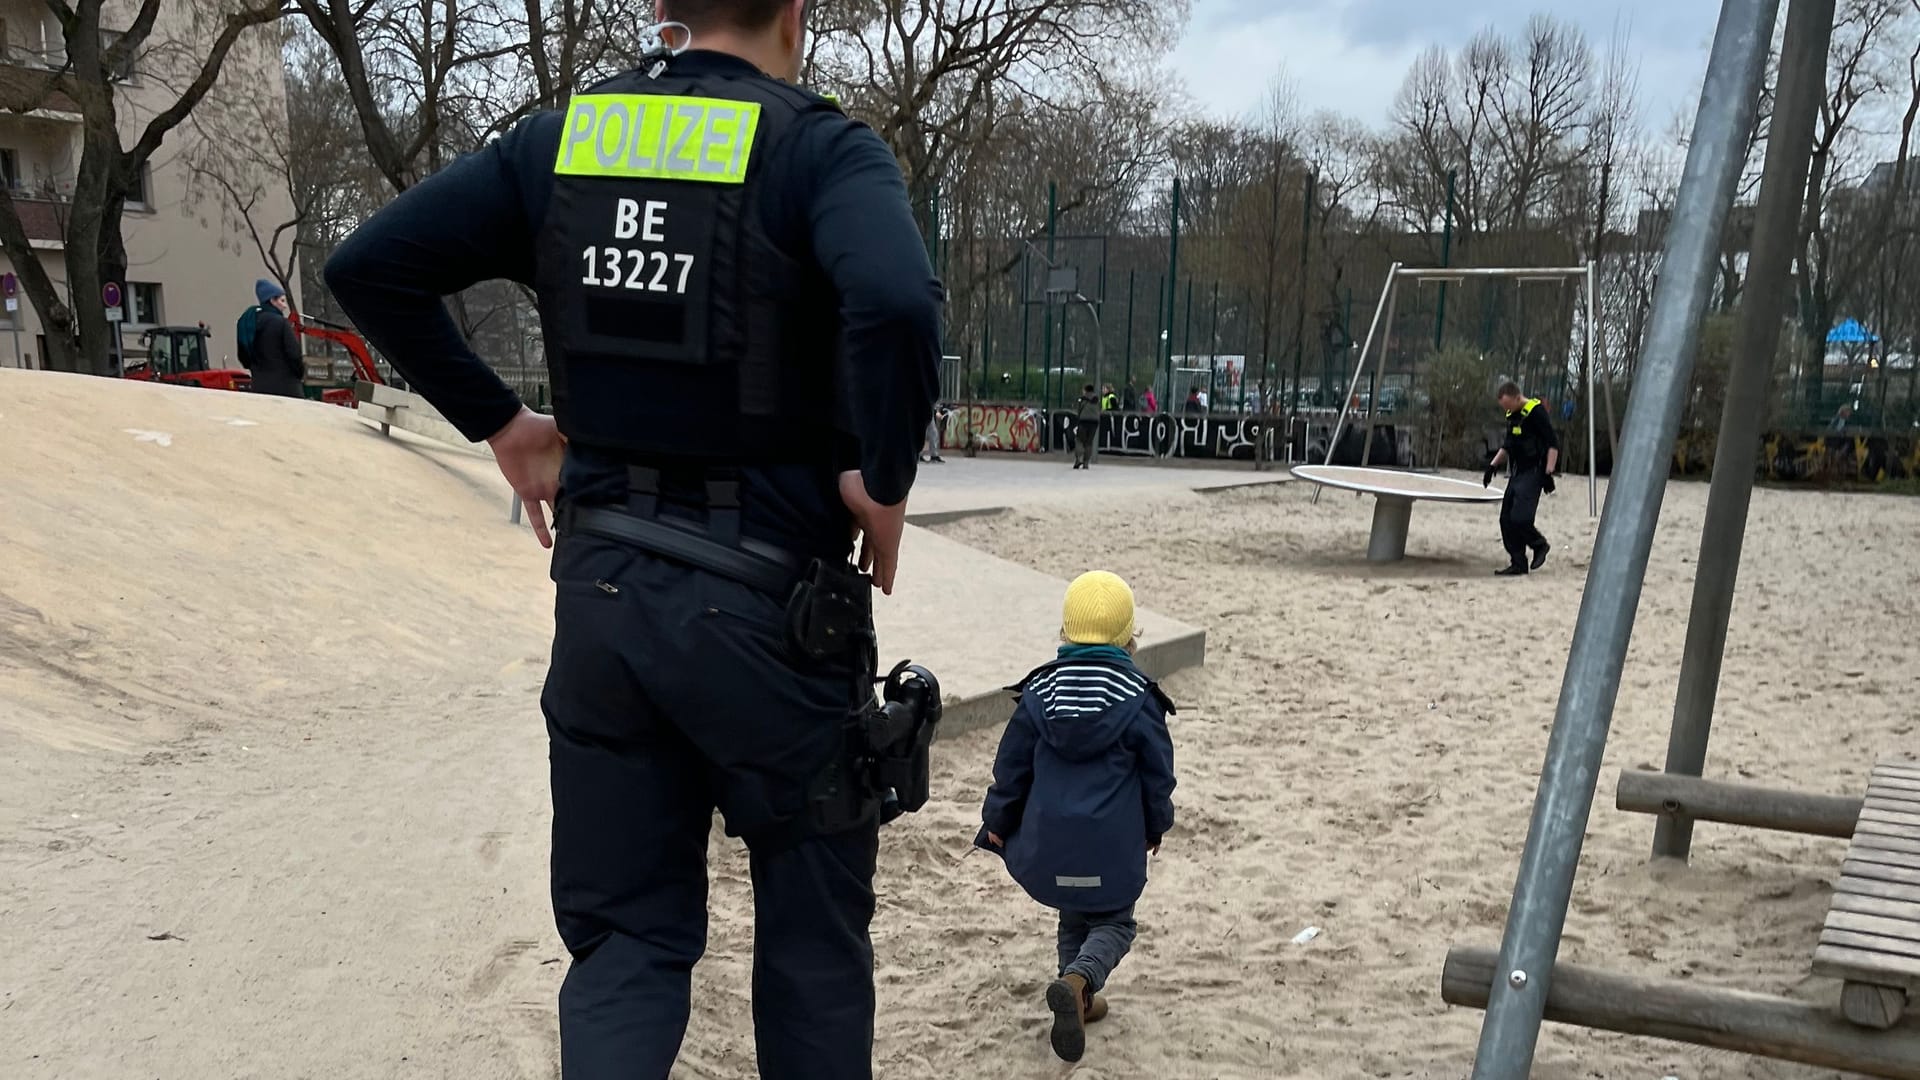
[1483,380,1558,576]
[322,1,943,1076]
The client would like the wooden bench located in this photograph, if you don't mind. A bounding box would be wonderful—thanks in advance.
[1814,757,1920,1030]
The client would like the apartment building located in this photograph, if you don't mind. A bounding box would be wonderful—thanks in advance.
[0,0,292,370]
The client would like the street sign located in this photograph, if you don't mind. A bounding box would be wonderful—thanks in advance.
[5,298,17,313]
[106,306,123,323]
[2,272,16,298]
[102,282,122,308]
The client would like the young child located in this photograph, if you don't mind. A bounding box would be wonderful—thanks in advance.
[975,570,1177,1063]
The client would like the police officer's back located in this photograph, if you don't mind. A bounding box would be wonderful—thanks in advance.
[324,2,942,1076]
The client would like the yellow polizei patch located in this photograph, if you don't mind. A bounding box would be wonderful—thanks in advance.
[554,94,761,182]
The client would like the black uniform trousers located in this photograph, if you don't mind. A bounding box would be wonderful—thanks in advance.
[542,531,880,1080]
[1500,466,1549,567]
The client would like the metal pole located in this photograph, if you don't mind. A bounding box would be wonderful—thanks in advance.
[1042,181,1057,416]
[1585,263,1599,517]
[1319,263,1398,468]
[1287,171,1316,454]
[1652,0,1833,863]
[1164,180,1182,407]
[1470,1,1778,1074]
[1360,279,1400,468]
[1435,167,1456,349]
[1124,269,1135,394]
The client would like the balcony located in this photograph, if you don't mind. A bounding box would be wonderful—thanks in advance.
[2,186,68,247]
[0,51,79,117]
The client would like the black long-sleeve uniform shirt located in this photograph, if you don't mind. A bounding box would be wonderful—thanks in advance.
[1504,401,1559,473]
[324,51,942,557]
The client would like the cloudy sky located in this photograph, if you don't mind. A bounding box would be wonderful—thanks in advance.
[1168,0,1726,132]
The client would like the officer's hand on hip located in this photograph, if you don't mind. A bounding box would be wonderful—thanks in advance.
[839,470,906,597]
[487,407,566,548]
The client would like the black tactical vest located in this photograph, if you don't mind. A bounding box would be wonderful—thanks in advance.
[533,64,845,463]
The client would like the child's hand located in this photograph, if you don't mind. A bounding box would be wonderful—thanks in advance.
[987,831,1004,848]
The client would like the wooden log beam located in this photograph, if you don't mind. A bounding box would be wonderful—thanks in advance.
[1616,769,1861,839]
[1442,946,1920,1078]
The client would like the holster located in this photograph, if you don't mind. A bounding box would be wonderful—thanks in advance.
[784,558,877,673]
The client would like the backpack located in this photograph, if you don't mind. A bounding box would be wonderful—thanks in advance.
[235,305,262,369]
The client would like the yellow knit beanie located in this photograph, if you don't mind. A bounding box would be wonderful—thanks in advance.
[1061,570,1136,647]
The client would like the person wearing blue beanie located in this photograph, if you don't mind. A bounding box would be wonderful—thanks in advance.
[245,278,304,397]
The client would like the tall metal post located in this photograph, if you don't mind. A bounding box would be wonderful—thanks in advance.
[1585,263,1599,517]
[1653,0,1833,862]
[1042,181,1057,416]
[1469,1,1778,1074]
[1019,270,1032,400]
[1207,280,1220,408]
[1359,279,1400,468]
[1163,180,1182,406]
[1286,171,1316,447]
[1316,264,1399,497]
[1435,168,1457,349]
[1124,269,1136,393]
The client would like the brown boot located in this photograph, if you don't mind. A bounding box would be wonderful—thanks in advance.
[1046,974,1089,1062]
[1084,992,1109,1024]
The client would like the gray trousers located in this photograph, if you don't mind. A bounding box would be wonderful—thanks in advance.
[1072,421,1099,466]
[1057,906,1136,993]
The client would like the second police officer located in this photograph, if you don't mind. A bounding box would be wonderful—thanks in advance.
[324,0,945,1076]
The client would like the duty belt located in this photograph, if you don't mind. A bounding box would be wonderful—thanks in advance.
[558,504,801,596]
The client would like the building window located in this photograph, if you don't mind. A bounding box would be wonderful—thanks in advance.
[100,29,135,81]
[129,282,162,326]
[126,160,150,207]
[0,149,17,192]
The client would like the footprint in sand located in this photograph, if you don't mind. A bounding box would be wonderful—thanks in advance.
[469,937,540,998]
[478,830,507,866]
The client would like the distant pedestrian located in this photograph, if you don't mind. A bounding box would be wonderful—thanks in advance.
[1141,387,1158,414]
[922,404,948,464]
[1183,388,1204,414]
[1122,380,1139,412]
[1072,383,1101,469]
[241,279,305,398]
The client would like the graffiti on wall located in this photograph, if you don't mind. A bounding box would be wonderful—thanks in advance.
[1672,429,1920,484]
[1038,410,1273,461]
[940,404,1045,453]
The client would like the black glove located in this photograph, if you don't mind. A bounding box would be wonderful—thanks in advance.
[1543,473,1556,494]
[1482,464,1496,487]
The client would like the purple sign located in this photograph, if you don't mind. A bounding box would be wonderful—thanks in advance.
[1,272,15,298]
[102,281,122,308]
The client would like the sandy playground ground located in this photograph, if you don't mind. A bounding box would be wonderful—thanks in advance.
[2,368,1917,1079]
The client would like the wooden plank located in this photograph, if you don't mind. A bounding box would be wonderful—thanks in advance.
[1813,942,1920,992]
[1613,769,1860,838]
[1826,910,1920,948]
[1443,945,1920,1076]
[1838,875,1920,906]
[1858,807,1920,834]
[1846,859,1920,887]
[1874,767,1920,786]
[1823,927,1920,963]
[1866,793,1920,815]
[1853,830,1920,856]
[1851,848,1920,872]
[1832,892,1920,930]
[1855,820,1920,849]
[1870,775,1920,796]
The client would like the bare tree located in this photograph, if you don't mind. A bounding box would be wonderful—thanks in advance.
[0,0,286,374]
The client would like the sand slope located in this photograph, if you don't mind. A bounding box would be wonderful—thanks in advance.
[4,367,1916,1079]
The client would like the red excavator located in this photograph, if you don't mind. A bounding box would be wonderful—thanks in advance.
[123,315,385,406]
